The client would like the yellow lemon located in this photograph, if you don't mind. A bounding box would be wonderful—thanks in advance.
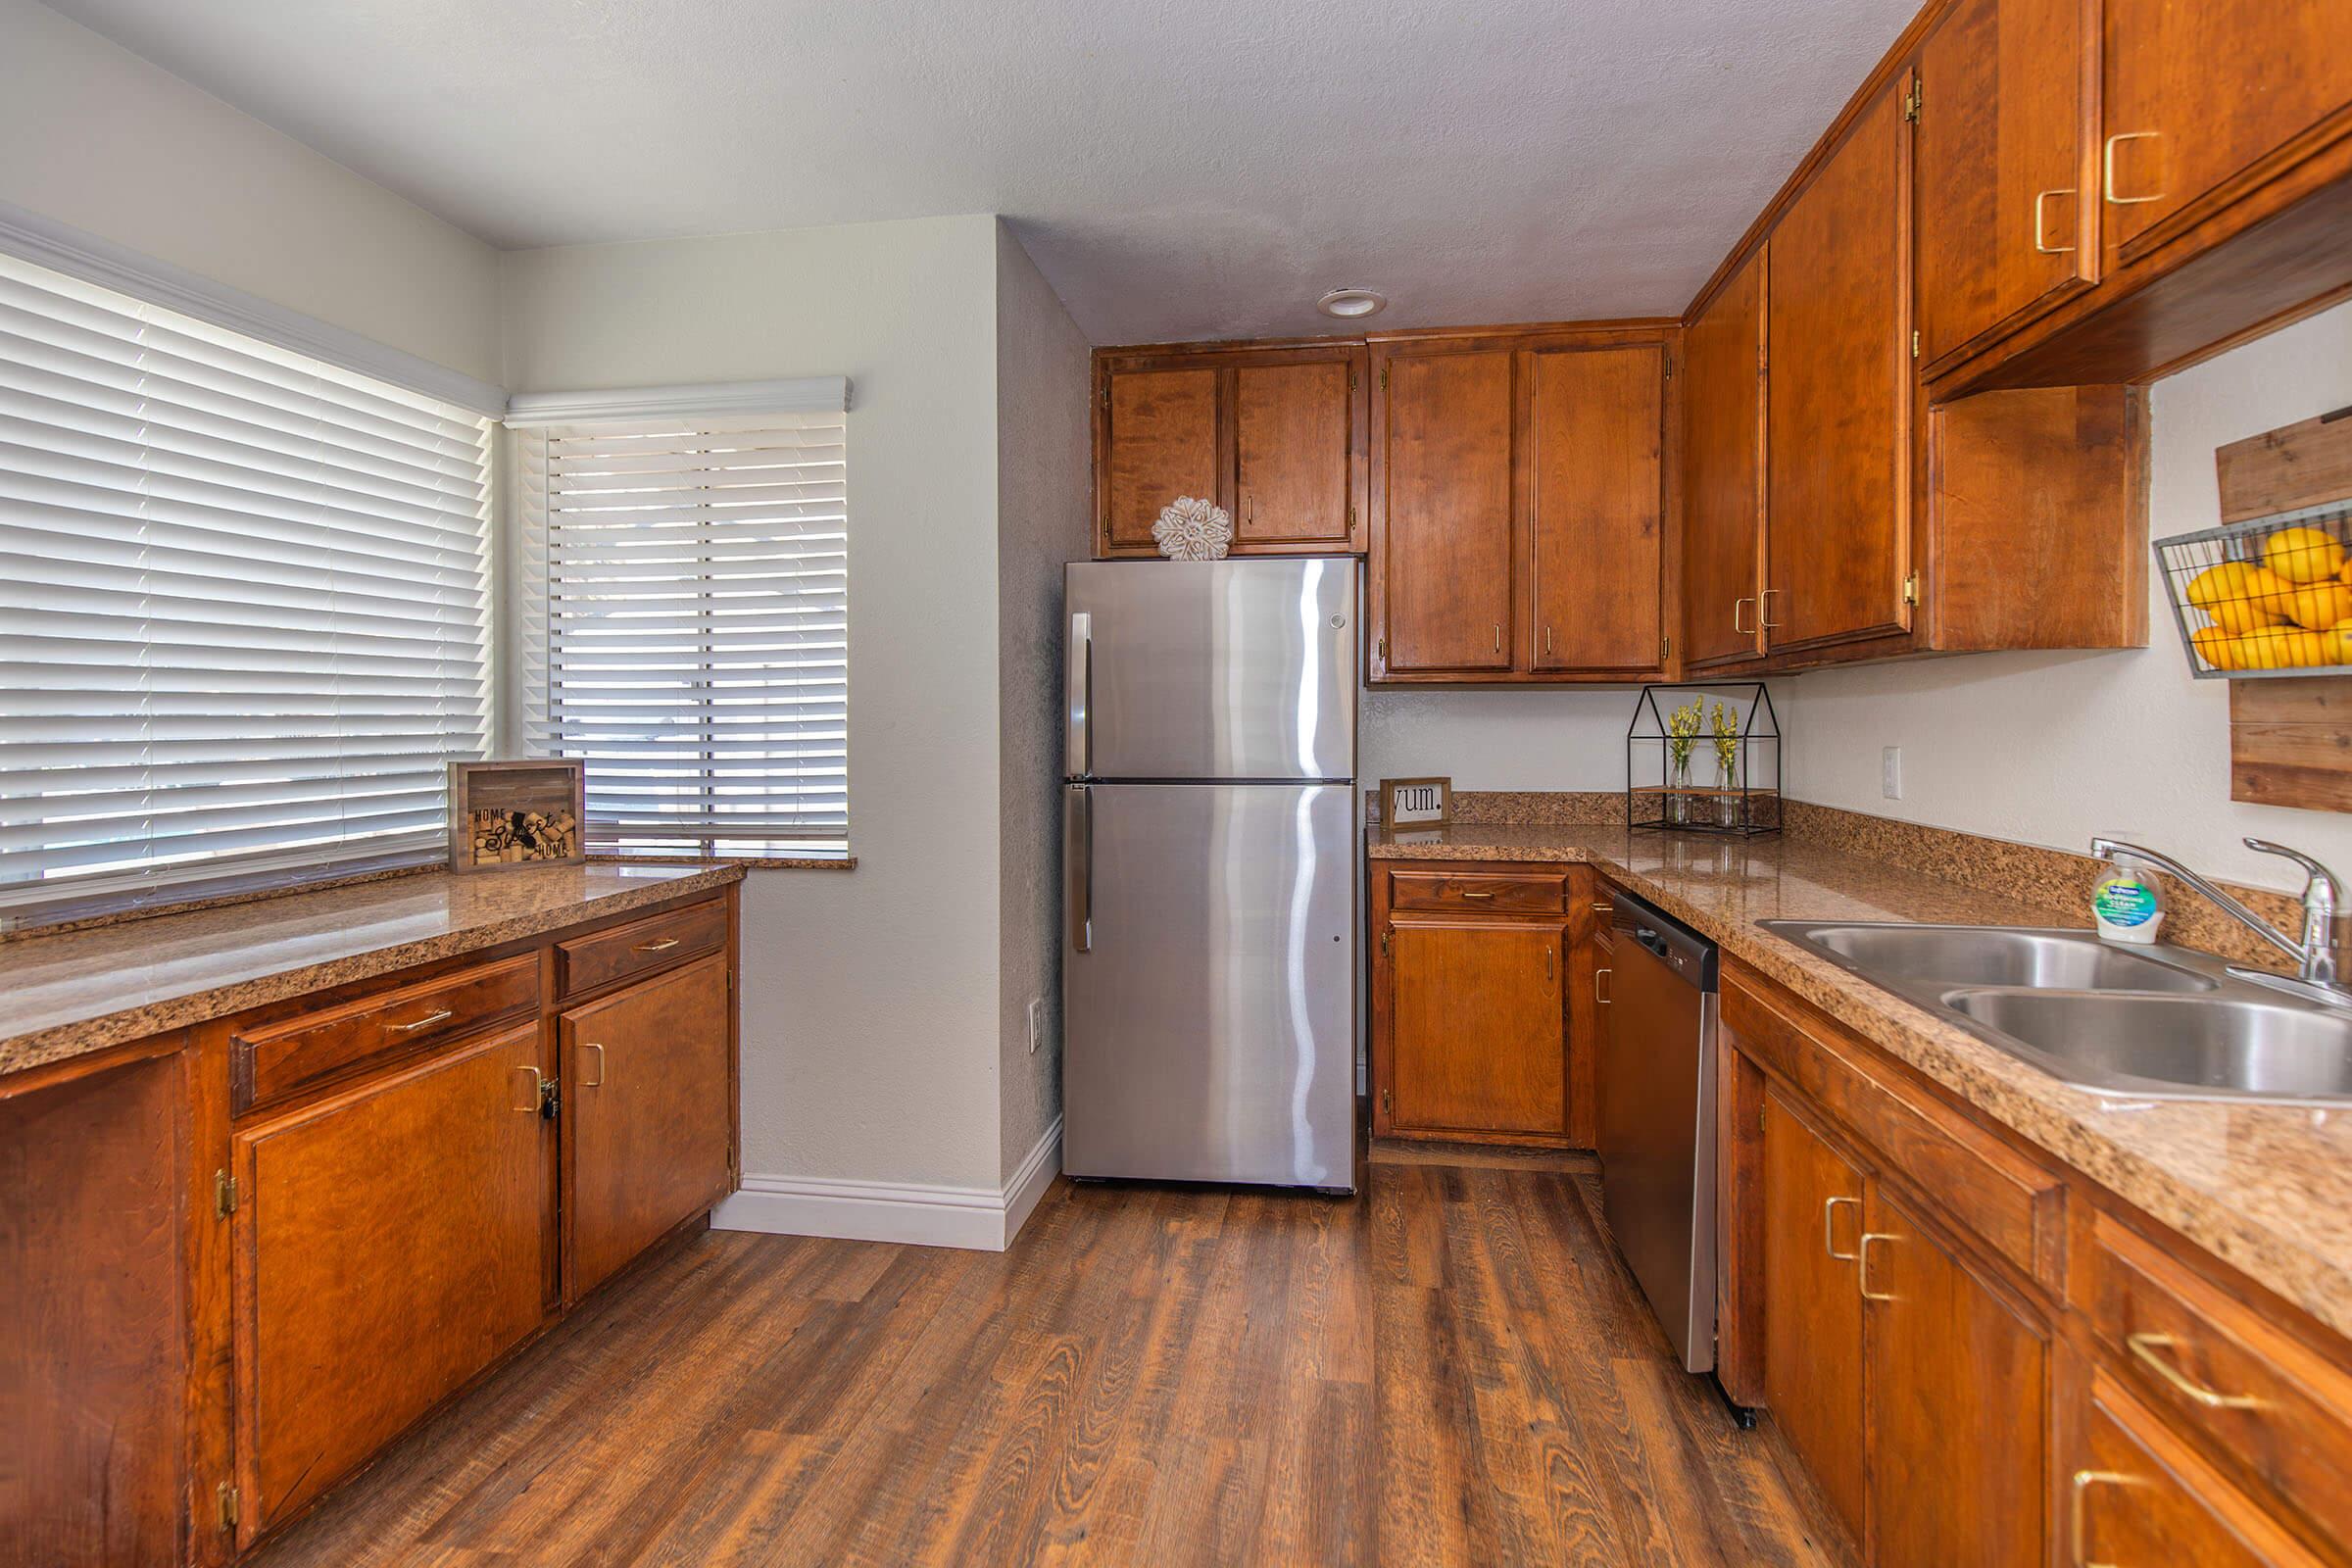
[2189,625,2245,670]
[2184,560,2266,608]
[2238,625,2333,670]
[2207,598,2285,635]
[2327,624,2352,665]
[2262,525,2347,584]
[2184,562,2294,621]
[2286,579,2352,630]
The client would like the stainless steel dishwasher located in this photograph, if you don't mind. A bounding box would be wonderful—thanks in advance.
[1598,890,1720,1375]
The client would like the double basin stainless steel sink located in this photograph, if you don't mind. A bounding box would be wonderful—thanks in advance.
[1758,921,2352,1103]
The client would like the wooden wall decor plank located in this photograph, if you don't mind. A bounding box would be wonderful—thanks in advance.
[2217,410,2352,813]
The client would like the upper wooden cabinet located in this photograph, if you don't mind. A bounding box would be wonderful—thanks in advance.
[1915,0,2095,368]
[2098,0,2352,270]
[1764,76,1915,657]
[1374,344,1517,674]
[1093,344,1366,558]
[1680,248,1766,670]
[1369,327,1675,685]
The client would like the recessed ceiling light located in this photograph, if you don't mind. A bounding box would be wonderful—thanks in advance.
[1317,288,1387,319]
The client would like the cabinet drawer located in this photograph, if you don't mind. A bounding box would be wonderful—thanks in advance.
[2071,1365,2323,1568]
[231,954,539,1116]
[2088,1211,2352,1554]
[1722,972,2066,1288]
[557,899,728,998]
[1386,868,1568,913]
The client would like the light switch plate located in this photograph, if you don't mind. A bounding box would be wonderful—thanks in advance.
[1028,996,1046,1054]
[1882,746,1903,801]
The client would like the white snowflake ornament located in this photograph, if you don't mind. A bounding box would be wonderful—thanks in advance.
[1152,496,1233,561]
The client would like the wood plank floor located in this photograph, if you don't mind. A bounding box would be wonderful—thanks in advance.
[250,1160,1850,1567]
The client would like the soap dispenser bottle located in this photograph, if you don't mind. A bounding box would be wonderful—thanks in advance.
[2092,857,2167,945]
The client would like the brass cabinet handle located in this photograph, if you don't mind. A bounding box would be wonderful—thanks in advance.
[1758,586,1785,629]
[1591,901,1612,916]
[1858,1232,1896,1300]
[2071,1469,2135,1568]
[632,937,682,954]
[1734,597,1755,634]
[2034,188,2078,253]
[392,1008,454,1034]
[1593,967,1612,1004]
[1823,1196,1861,1261]
[2126,1332,2261,1409]
[1544,625,1554,657]
[581,1042,606,1088]
[1493,622,1502,655]
[512,1065,546,1113]
[2103,131,2164,205]
[1458,890,1495,900]
[1546,946,1556,982]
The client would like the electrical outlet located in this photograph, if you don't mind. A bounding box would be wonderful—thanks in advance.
[1882,746,1904,801]
[1028,997,1046,1054]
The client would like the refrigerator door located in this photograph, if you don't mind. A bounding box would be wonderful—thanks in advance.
[1062,781,1356,1188]
[1065,558,1355,782]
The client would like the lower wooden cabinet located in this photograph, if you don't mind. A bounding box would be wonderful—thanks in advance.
[563,952,735,1300]
[1759,1086,1868,1544]
[1372,858,1596,1145]
[230,1020,551,1544]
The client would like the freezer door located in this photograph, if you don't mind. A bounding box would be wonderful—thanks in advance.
[1062,782,1356,1188]
[1065,558,1355,781]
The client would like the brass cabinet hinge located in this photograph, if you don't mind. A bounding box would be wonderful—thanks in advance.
[1902,571,1920,606]
[1381,1089,1394,1115]
[1348,368,1358,392]
[217,1483,239,1533]
[1381,928,1392,959]
[1380,366,1390,392]
[214,1170,238,1218]
[1348,503,1357,529]
[1661,635,1672,663]
[1375,635,1387,663]
[1902,81,1922,122]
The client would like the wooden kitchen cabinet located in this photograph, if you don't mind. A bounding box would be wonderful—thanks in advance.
[231,1019,551,1543]
[1764,74,1914,657]
[1369,327,1675,684]
[1863,1186,2049,1568]
[563,952,736,1300]
[1094,344,1365,558]
[1680,248,1767,670]
[2098,0,2352,270]
[1915,0,2093,368]
[1527,342,1667,674]
[1759,1086,1868,1544]
[1372,859,1591,1144]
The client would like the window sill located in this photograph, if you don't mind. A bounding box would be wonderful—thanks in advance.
[585,851,856,872]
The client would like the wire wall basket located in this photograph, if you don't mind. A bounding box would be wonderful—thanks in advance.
[1627,683,1782,837]
[2156,498,2352,678]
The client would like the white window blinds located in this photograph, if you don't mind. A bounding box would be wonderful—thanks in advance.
[0,251,493,909]
[514,411,849,854]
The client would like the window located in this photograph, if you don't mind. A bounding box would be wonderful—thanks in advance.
[0,251,493,911]
[512,404,849,857]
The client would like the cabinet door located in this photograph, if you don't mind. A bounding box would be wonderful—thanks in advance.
[1374,348,1516,675]
[1527,343,1665,674]
[1682,250,1767,669]
[1235,357,1356,548]
[1386,918,1566,1136]
[2070,1365,2324,1568]
[1766,78,1913,654]
[1864,1188,2050,1568]
[1102,367,1220,555]
[1916,0,2092,365]
[2101,0,2352,266]
[563,952,734,1299]
[233,1022,549,1542]
[1761,1087,1868,1546]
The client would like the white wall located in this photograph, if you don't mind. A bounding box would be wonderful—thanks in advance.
[993,227,1092,1184]
[1362,688,1643,791]
[1783,300,2352,895]
[0,0,501,385]
[502,216,1014,1194]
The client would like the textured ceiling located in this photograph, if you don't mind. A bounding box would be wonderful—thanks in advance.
[39,0,1915,344]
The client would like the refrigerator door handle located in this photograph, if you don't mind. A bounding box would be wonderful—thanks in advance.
[1067,784,1093,953]
[1066,611,1093,778]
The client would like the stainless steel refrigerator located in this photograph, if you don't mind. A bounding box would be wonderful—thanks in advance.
[1060,557,1359,1192]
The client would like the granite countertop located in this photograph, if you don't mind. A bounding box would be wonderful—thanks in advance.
[0,862,744,1081]
[1373,820,2352,1342]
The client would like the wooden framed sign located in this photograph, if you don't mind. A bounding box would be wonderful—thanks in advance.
[1380,776,1452,828]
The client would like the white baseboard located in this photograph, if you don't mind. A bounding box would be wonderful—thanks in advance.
[713,1116,1062,1251]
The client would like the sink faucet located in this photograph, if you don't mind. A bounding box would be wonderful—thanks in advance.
[2090,836,2349,1002]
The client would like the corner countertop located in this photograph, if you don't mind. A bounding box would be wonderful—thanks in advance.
[0,862,744,1082]
[1372,820,2352,1343]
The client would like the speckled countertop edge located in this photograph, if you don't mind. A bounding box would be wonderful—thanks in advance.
[0,863,744,1081]
[1372,822,2352,1343]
